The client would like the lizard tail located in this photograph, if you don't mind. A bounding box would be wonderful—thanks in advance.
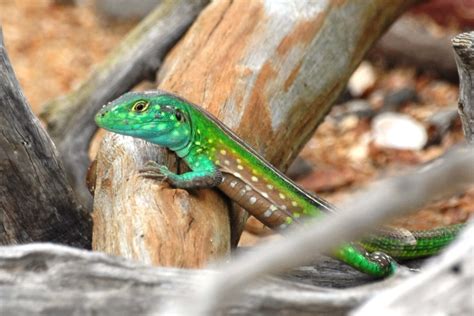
[360,223,465,259]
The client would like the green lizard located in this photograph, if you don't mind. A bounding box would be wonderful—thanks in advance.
[95,90,464,277]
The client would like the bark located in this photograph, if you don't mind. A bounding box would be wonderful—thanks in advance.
[452,31,474,143]
[0,28,90,248]
[40,0,210,208]
[94,0,418,267]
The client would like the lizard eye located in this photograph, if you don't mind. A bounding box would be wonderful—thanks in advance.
[132,100,149,112]
[175,109,184,122]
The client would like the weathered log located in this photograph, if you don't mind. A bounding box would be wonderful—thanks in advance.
[452,31,474,143]
[0,28,90,248]
[94,0,418,267]
[40,0,210,208]
[92,134,231,266]
[371,16,458,81]
[0,243,415,316]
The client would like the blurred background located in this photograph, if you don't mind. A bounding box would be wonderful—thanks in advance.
[1,0,473,244]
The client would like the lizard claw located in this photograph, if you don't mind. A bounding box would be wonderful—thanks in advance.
[139,161,174,185]
[142,160,161,169]
[139,171,167,181]
[139,161,166,180]
[368,251,397,276]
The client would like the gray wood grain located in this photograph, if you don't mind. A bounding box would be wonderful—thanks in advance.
[0,28,90,248]
[0,243,413,316]
[453,31,474,144]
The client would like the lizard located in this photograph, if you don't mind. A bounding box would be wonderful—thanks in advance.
[95,90,464,277]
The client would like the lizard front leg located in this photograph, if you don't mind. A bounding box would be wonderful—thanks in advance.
[139,160,223,189]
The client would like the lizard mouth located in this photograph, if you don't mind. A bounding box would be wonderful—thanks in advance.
[96,117,177,138]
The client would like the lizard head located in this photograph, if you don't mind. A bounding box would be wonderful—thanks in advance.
[95,91,193,151]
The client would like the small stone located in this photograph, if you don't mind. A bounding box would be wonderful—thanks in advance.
[349,133,371,161]
[381,87,419,112]
[330,99,375,121]
[372,112,427,150]
[339,115,359,132]
[348,61,376,97]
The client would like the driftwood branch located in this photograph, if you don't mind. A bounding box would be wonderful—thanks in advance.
[94,0,418,267]
[371,16,458,81]
[452,31,474,143]
[40,0,210,208]
[165,146,474,315]
[0,243,416,316]
[0,28,90,247]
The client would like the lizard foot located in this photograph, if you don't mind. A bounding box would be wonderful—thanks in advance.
[368,251,397,275]
[139,161,169,182]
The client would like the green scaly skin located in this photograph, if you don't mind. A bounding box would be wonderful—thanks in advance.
[95,90,465,278]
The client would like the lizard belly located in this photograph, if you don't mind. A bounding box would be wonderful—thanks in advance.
[217,171,295,230]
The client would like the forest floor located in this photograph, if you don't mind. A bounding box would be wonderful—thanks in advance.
[1,0,472,246]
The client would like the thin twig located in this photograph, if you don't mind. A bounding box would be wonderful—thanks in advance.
[162,146,474,315]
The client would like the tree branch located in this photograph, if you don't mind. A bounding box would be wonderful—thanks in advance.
[371,16,458,82]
